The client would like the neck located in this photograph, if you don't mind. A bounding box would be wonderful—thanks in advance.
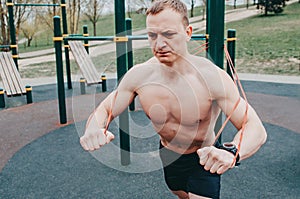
[159,54,194,77]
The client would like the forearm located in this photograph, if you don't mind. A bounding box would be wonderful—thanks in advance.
[80,102,116,151]
[232,120,267,161]
[85,104,111,133]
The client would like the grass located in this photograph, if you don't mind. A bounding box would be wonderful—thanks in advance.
[18,3,300,78]
[225,3,300,75]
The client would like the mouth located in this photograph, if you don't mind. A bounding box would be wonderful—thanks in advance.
[155,51,171,57]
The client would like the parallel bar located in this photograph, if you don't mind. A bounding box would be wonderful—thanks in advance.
[64,34,206,41]
[0,45,10,49]
[14,3,60,6]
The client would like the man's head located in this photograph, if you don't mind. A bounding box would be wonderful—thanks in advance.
[146,0,192,66]
[146,0,189,28]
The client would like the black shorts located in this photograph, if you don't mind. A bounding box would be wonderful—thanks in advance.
[159,142,221,199]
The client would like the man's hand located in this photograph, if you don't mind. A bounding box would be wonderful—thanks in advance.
[197,146,235,174]
[80,129,115,151]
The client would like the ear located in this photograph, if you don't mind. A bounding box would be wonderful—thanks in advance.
[186,25,193,41]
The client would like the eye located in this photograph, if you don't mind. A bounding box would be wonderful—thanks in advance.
[162,31,176,39]
[148,32,157,40]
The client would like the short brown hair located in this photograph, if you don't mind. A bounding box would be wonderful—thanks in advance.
[146,0,189,27]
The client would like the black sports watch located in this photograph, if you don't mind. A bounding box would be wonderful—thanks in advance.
[218,142,240,166]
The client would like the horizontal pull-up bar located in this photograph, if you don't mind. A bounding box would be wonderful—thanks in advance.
[7,3,62,7]
[0,45,10,49]
[64,34,207,42]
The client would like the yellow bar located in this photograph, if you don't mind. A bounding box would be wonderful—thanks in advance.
[64,45,69,48]
[101,76,107,80]
[83,34,89,37]
[227,38,237,42]
[80,79,86,83]
[63,34,69,37]
[26,87,32,92]
[83,44,89,47]
[53,37,63,41]
[205,34,209,39]
[114,37,128,42]
[10,44,18,48]
[6,2,14,6]
[12,55,19,58]
[0,90,4,95]
[60,3,66,7]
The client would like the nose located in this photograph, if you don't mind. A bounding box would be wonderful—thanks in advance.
[156,36,166,49]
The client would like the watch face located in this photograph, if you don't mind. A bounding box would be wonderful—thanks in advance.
[223,143,236,149]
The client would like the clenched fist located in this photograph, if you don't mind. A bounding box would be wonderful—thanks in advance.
[80,129,115,151]
[197,146,236,175]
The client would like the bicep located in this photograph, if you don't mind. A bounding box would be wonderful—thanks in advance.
[107,89,136,117]
[215,70,249,130]
[100,88,136,119]
[216,73,259,131]
[101,70,138,117]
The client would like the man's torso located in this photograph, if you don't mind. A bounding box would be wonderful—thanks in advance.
[132,56,221,154]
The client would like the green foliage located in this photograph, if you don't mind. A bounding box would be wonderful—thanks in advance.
[257,0,287,14]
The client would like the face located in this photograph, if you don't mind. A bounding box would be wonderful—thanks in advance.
[146,9,192,66]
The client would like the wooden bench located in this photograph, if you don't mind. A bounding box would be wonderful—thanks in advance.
[68,41,107,94]
[0,52,32,107]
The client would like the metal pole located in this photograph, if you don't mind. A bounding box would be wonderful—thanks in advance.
[0,88,5,108]
[7,0,18,69]
[115,0,130,166]
[61,0,72,89]
[53,16,67,124]
[205,1,210,58]
[126,18,135,111]
[207,0,224,69]
[14,3,60,6]
[207,0,225,142]
[227,29,236,79]
[83,25,89,53]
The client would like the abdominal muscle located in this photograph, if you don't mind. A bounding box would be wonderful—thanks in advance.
[156,120,216,154]
[138,88,219,154]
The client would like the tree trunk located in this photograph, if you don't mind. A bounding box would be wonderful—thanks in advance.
[27,37,33,47]
[76,0,81,33]
[265,0,268,16]
[190,0,194,18]
[93,23,97,36]
[0,1,8,45]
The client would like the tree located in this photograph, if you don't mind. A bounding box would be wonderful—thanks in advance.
[82,0,107,36]
[67,0,82,34]
[11,0,32,43]
[127,0,153,17]
[21,21,38,47]
[257,0,287,15]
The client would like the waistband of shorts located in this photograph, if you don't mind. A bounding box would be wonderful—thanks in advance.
[159,141,221,157]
